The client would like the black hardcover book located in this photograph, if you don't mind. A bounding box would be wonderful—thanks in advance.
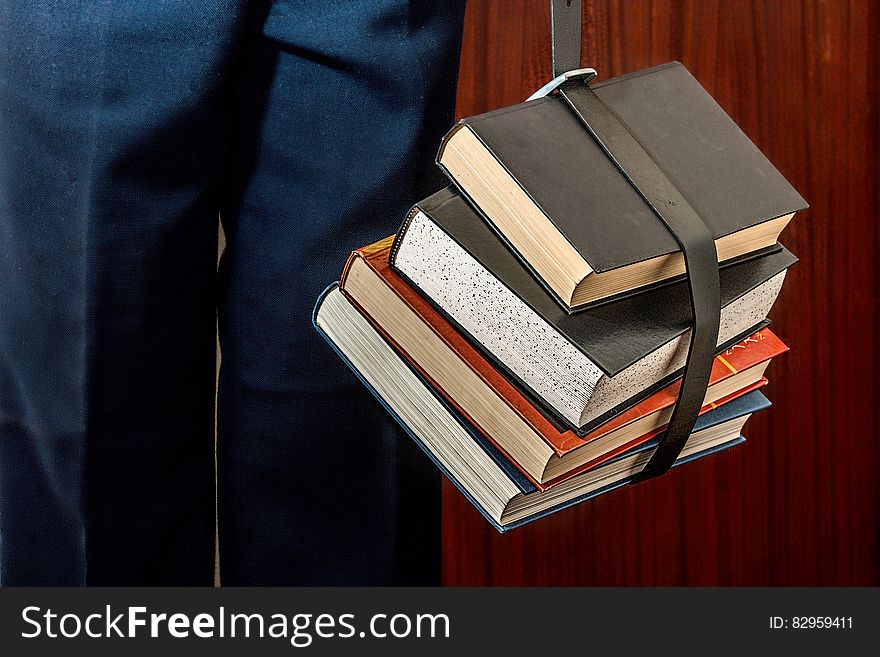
[438,61,807,310]
[391,187,796,433]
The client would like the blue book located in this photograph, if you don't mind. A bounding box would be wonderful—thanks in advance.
[314,284,768,532]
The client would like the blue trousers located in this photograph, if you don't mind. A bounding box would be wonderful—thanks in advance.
[0,1,466,585]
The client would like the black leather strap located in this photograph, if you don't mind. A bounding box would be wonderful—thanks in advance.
[551,0,582,77]
[557,82,722,481]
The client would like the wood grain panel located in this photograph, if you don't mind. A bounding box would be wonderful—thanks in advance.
[443,0,879,586]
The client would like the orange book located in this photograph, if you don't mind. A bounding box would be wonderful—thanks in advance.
[340,237,787,489]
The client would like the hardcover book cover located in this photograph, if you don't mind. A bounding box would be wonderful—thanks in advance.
[441,61,807,278]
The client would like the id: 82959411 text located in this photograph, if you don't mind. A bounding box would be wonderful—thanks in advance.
[769,616,853,629]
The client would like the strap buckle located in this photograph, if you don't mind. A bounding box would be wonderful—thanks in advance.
[526,67,597,102]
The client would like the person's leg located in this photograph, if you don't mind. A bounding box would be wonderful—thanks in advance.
[217,0,466,585]
[0,1,243,584]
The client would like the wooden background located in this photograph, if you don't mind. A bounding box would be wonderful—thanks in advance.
[442,0,879,586]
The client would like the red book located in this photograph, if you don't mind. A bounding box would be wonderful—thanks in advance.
[340,237,787,489]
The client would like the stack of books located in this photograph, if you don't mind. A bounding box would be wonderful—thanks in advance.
[314,62,806,531]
